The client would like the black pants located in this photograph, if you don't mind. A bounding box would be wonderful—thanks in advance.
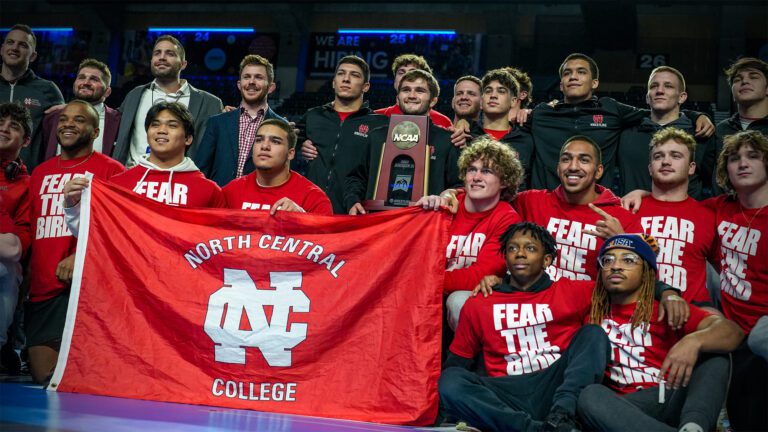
[439,324,610,432]
[728,342,768,432]
[577,354,729,432]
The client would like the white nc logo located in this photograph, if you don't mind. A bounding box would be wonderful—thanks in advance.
[204,269,310,367]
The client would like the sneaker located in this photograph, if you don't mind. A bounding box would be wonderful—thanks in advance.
[456,421,482,432]
[542,408,581,432]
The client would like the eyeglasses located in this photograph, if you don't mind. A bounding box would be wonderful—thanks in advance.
[598,253,642,269]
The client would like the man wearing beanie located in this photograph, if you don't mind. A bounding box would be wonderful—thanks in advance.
[577,234,743,432]
[440,225,688,432]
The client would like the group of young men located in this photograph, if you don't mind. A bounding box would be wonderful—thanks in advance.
[1,23,766,431]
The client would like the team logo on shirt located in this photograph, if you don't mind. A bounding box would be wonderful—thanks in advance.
[590,114,606,127]
[23,97,42,108]
[354,124,369,138]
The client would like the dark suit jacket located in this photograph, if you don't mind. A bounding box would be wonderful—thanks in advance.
[42,104,121,161]
[112,82,223,165]
[194,106,286,187]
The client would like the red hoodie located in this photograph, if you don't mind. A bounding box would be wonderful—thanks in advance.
[109,157,225,208]
[0,162,31,254]
[514,185,643,281]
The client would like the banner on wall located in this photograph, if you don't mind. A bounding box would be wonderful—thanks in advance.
[305,32,483,80]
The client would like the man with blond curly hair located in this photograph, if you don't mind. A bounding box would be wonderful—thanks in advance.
[712,58,768,195]
[710,130,768,431]
[415,137,524,329]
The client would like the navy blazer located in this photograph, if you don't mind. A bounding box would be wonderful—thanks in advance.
[194,106,286,187]
[112,82,223,165]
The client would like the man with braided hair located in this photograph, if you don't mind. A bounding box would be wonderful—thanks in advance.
[440,224,689,432]
[709,129,768,431]
[622,130,768,430]
[577,234,743,432]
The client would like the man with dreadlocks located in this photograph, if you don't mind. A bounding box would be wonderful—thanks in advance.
[622,130,768,431]
[439,223,687,432]
[577,234,743,432]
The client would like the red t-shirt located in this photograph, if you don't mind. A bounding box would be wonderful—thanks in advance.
[29,152,125,302]
[445,193,521,292]
[374,104,453,129]
[0,166,31,254]
[450,278,594,377]
[601,301,711,394]
[637,196,716,303]
[109,166,226,208]
[337,111,353,122]
[514,186,643,281]
[222,171,333,215]
[483,128,511,142]
[706,195,768,334]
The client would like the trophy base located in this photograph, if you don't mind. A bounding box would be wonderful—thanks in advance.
[362,199,415,212]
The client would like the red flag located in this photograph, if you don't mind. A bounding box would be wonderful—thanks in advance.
[51,178,449,426]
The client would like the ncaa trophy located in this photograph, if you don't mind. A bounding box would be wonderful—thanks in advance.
[363,115,430,212]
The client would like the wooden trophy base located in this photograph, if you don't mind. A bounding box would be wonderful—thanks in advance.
[362,199,416,212]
